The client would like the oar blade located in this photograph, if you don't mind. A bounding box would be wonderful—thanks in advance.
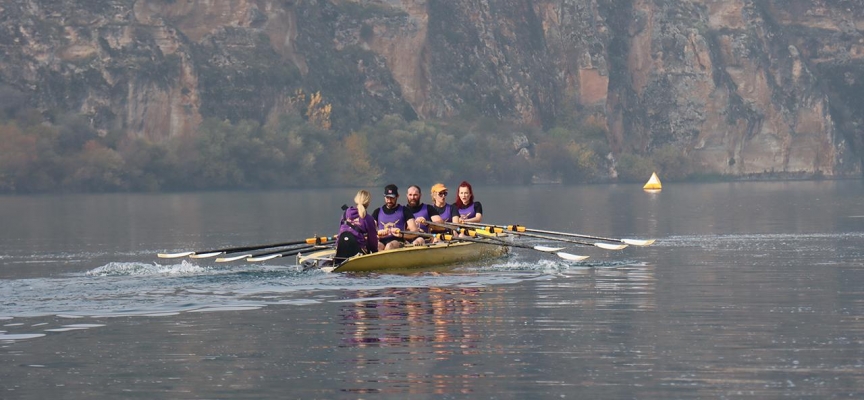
[533,245,566,252]
[247,244,323,262]
[595,242,628,250]
[247,253,284,262]
[556,252,589,261]
[622,239,655,246]
[157,251,195,259]
[190,251,224,259]
[215,253,253,262]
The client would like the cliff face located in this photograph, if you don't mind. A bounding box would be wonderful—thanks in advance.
[1,0,862,177]
[598,0,863,176]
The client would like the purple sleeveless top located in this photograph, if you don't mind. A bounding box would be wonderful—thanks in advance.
[411,204,432,233]
[432,203,455,223]
[457,202,478,219]
[339,206,378,253]
[376,205,408,240]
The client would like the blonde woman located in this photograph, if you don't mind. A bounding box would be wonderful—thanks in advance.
[429,183,456,232]
[335,190,378,263]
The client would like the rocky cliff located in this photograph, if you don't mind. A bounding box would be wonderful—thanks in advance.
[1,0,862,178]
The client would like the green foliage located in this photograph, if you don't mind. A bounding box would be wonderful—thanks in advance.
[614,145,696,183]
[193,118,250,188]
[55,114,99,154]
[615,153,656,182]
[348,114,540,186]
[329,131,381,186]
[0,104,708,193]
[651,145,694,180]
[118,138,171,191]
[62,141,127,192]
[533,120,609,183]
[0,122,37,191]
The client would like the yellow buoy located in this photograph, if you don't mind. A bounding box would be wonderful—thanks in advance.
[643,172,662,191]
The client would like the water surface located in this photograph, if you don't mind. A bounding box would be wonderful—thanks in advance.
[2,181,863,398]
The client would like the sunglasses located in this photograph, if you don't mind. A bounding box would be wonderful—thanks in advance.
[437,191,448,197]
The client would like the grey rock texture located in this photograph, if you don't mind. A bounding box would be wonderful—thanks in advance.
[1,0,861,177]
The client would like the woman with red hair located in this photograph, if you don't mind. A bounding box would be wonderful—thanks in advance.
[453,181,483,224]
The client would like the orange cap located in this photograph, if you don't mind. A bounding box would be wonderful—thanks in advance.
[431,183,447,193]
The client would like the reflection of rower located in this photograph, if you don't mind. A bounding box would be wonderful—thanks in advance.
[338,287,484,351]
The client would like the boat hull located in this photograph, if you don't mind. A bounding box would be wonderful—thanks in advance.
[298,239,510,272]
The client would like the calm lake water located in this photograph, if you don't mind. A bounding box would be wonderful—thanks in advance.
[2,181,864,399]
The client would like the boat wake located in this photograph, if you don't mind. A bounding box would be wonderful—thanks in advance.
[0,251,648,329]
[655,231,864,247]
[86,260,208,276]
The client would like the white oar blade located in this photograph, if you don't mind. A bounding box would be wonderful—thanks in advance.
[190,251,223,259]
[247,254,283,262]
[215,253,253,262]
[595,242,628,250]
[533,245,566,252]
[556,252,589,261]
[320,266,336,273]
[157,251,194,259]
[622,239,655,246]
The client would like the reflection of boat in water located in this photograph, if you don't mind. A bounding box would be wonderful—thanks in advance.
[298,238,510,273]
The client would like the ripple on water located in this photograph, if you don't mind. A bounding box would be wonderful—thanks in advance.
[44,324,106,332]
[0,249,647,327]
[86,260,207,276]
[0,333,46,341]
[0,321,106,343]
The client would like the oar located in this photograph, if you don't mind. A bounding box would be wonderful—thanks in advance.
[247,243,331,262]
[410,227,588,262]
[425,221,590,260]
[406,229,550,251]
[465,222,655,246]
[157,236,335,259]
[455,222,627,250]
[423,222,542,248]
[214,241,331,262]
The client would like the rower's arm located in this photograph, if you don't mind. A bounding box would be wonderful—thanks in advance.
[402,218,421,241]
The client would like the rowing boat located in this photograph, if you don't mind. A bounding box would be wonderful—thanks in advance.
[156,225,640,270]
[297,237,511,273]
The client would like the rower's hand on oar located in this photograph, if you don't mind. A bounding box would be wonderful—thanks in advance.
[377,227,402,237]
[415,217,427,226]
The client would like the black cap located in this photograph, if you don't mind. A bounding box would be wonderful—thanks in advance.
[384,184,399,198]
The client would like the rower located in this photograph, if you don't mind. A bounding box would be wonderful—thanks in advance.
[371,184,421,250]
[334,190,378,265]
[404,185,444,243]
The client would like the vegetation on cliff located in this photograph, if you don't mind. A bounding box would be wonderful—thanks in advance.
[1,98,685,193]
[3,0,859,193]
